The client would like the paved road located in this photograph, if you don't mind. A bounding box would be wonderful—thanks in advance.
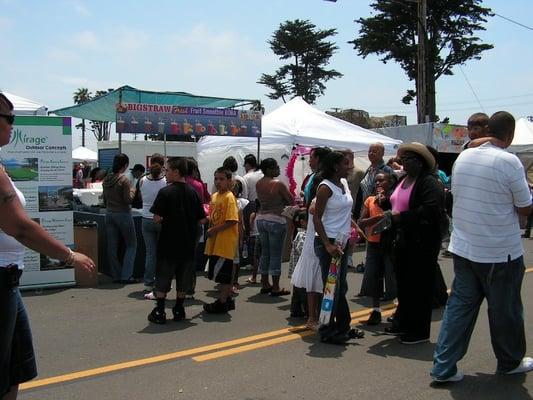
[18,240,533,400]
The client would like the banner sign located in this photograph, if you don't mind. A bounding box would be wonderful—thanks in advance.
[433,123,468,153]
[2,116,74,288]
[116,102,262,137]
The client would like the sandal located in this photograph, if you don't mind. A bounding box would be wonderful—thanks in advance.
[270,288,291,297]
[305,321,320,331]
[245,277,257,284]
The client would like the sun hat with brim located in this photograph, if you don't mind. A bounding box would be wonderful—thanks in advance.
[0,93,14,116]
[398,142,436,171]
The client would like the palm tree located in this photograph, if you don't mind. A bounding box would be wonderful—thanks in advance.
[73,88,92,147]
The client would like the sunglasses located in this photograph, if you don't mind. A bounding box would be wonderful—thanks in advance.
[0,114,14,125]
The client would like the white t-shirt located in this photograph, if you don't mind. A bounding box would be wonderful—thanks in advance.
[243,169,263,202]
[0,179,26,269]
[319,178,353,241]
[449,143,531,263]
[139,175,167,219]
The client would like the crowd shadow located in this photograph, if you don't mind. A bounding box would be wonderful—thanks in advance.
[138,319,197,334]
[21,287,68,297]
[245,292,288,304]
[305,334,361,359]
[367,335,434,362]
[431,372,530,400]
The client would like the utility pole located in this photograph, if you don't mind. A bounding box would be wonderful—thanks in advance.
[417,0,428,123]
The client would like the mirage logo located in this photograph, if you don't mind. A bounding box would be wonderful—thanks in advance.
[10,129,47,147]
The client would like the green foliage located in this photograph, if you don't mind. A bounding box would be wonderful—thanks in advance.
[350,0,493,121]
[259,19,342,104]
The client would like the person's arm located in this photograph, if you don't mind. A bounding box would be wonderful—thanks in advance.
[277,180,294,205]
[207,220,238,237]
[467,136,506,149]
[122,177,135,204]
[0,171,94,271]
[313,184,341,257]
[357,204,382,228]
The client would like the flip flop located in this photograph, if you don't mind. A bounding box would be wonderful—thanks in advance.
[245,278,257,284]
[270,289,291,297]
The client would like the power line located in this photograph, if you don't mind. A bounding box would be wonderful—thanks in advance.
[494,13,533,31]
[458,65,485,113]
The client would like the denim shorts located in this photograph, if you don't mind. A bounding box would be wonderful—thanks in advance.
[0,272,37,395]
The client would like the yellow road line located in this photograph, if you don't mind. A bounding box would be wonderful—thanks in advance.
[193,308,397,362]
[21,305,387,391]
[20,325,306,390]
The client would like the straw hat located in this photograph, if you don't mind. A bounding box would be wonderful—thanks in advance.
[398,142,436,171]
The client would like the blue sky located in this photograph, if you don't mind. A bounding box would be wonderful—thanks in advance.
[1,0,532,149]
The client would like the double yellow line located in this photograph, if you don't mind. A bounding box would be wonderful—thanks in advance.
[21,267,533,391]
[20,304,393,391]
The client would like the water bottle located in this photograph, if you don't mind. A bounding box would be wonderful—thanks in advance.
[242,242,248,259]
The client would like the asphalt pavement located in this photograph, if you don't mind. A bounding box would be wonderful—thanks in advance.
[17,239,533,400]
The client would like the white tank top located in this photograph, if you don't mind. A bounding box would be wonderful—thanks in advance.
[0,178,26,269]
[318,178,353,241]
[140,175,167,219]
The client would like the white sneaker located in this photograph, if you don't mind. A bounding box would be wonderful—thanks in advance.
[432,370,464,383]
[144,291,156,300]
[505,357,533,374]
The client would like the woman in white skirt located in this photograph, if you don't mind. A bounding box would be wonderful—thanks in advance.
[291,199,323,331]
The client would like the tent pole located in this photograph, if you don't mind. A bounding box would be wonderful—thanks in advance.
[257,136,260,162]
[119,132,122,153]
[164,132,167,159]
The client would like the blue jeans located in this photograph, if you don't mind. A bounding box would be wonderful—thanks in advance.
[0,284,37,395]
[106,211,137,280]
[257,219,287,277]
[431,255,526,379]
[142,218,161,287]
[314,237,351,336]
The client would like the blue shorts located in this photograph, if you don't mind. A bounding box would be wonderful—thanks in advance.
[0,271,37,395]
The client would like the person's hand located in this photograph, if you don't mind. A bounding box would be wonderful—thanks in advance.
[325,242,343,258]
[207,227,216,237]
[391,210,400,223]
[72,252,95,272]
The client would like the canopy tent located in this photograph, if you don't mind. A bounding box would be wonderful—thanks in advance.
[2,91,47,115]
[72,146,98,163]
[51,85,259,122]
[510,118,533,170]
[197,97,402,186]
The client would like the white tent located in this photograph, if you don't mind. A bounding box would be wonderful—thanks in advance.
[197,97,402,182]
[510,118,533,170]
[72,146,97,163]
[2,91,47,116]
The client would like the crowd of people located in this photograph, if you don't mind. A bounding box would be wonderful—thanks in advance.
[2,93,532,398]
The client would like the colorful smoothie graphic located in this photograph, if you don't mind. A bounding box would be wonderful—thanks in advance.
[195,120,206,135]
[183,119,193,135]
[144,119,152,132]
[218,121,227,135]
[230,122,239,136]
[158,120,165,134]
[207,121,217,135]
[170,120,180,134]
[130,117,138,130]
[117,117,125,132]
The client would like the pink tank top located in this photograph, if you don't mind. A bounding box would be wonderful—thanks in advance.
[390,179,415,212]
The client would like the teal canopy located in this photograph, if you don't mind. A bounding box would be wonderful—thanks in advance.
[51,85,259,122]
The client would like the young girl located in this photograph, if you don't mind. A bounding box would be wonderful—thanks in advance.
[231,180,249,293]
[288,209,308,317]
[246,200,261,284]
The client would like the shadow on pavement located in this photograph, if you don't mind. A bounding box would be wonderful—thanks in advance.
[305,334,360,359]
[138,319,197,334]
[245,293,288,304]
[367,336,434,361]
[431,372,530,400]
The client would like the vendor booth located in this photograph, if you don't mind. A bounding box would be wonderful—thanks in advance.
[72,146,98,163]
[51,86,262,281]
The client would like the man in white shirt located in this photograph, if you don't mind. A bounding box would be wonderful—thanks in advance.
[242,154,263,203]
[431,111,533,383]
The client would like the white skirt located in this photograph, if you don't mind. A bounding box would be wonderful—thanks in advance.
[290,216,323,293]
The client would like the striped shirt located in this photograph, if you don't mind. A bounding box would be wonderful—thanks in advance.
[448,143,531,263]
